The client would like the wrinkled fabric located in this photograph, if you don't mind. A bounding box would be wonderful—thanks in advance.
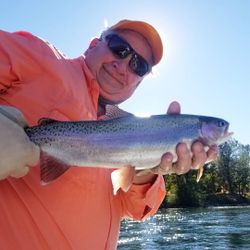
[0,30,166,250]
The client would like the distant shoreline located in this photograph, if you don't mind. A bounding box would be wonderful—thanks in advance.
[163,193,250,208]
[203,193,250,207]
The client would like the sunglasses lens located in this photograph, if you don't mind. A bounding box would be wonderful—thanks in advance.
[130,54,149,77]
[107,35,131,58]
[106,34,149,77]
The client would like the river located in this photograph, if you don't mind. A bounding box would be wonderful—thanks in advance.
[118,206,250,250]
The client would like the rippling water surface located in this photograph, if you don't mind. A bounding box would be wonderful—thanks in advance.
[118,206,250,250]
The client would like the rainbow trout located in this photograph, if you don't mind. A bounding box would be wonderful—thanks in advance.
[25,105,233,194]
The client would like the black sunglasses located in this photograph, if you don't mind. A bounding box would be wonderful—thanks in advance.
[105,34,150,77]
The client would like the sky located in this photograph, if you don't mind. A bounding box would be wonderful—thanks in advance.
[1,0,249,145]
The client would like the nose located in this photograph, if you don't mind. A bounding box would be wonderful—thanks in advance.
[112,56,131,75]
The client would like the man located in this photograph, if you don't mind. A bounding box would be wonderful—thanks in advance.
[0,20,217,249]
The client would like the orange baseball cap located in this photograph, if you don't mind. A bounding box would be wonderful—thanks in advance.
[109,19,163,66]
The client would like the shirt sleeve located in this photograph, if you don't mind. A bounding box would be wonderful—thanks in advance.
[0,30,62,94]
[119,175,166,220]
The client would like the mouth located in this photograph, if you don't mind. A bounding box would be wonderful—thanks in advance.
[103,65,125,87]
[218,126,234,145]
[224,125,234,139]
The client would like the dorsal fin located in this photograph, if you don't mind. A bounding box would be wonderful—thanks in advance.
[38,118,59,126]
[102,105,134,120]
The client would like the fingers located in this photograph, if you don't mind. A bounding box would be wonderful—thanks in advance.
[10,166,29,178]
[174,143,192,174]
[1,143,39,179]
[191,143,218,169]
[156,142,218,177]
[191,141,207,169]
[26,143,40,167]
[157,152,174,174]
[158,143,192,175]
[7,143,40,179]
[167,101,181,115]
[206,145,218,162]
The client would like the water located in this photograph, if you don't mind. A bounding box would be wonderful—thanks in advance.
[118,206,250,250]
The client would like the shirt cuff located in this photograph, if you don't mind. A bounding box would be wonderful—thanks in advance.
[125,175,166,220]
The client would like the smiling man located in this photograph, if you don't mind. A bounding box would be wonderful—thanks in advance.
[0,20,217,249]
[85,29,153,105]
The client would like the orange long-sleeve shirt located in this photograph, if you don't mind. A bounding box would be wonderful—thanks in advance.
[0,30,166,250]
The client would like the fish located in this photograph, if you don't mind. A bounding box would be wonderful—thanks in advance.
[24,105,233,194]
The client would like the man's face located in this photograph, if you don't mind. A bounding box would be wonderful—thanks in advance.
[85,30,153,104]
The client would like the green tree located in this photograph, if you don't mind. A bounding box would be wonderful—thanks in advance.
[164,171,204,207]
[233,144,250,195]
[217,140,238,193]
[199,162,221,194]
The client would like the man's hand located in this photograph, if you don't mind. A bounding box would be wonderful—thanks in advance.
[0,106,40,180]
[133,101,218,185]
[153,101,218,175]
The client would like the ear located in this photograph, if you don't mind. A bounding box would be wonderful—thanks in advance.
[88,37,99,49]
[84,37,100,56]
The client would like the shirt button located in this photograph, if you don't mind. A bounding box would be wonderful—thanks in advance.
[87,112,93,119]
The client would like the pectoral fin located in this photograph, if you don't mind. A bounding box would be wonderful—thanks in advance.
[111,166,136,195]
[196,164,204,182]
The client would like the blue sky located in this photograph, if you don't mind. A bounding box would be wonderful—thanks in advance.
[1,1,249,145]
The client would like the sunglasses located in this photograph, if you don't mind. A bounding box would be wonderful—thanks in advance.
[105,34,150,77]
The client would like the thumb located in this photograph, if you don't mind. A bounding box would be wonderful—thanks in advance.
[167,101,181,115]
[0,105,28,128]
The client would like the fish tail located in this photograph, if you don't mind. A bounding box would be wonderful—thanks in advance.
[40,151,70,184]
[111,166,136,195]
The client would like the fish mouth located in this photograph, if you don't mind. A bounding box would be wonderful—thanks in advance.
[224,125,234,139]
[219,125,234,144]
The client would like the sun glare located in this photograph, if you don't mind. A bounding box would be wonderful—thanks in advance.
[134,112,151,118]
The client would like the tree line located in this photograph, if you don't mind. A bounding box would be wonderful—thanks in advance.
[161,139,250,207]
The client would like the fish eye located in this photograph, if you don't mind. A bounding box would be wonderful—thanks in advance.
[218,120,226,127]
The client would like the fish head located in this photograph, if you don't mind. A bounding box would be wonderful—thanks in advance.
[199,116,233,146]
